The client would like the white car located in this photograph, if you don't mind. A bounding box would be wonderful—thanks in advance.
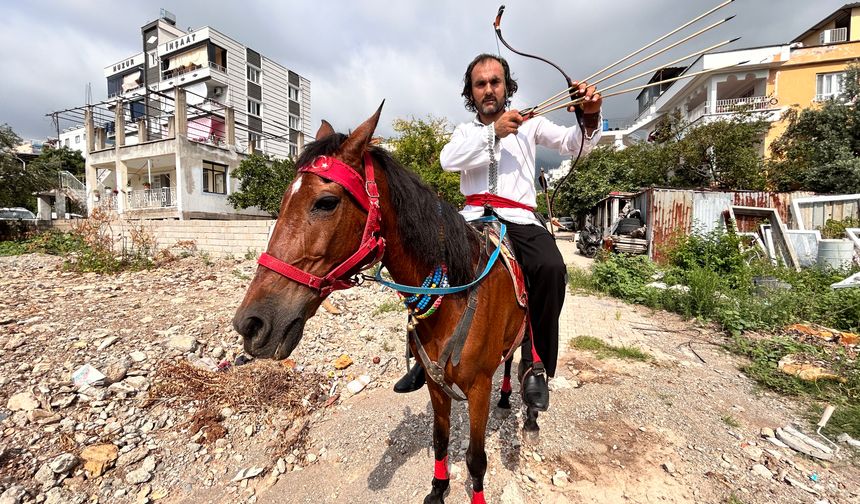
[0,207,36,220]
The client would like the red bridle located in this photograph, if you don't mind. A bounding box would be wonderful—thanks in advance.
[257,152,385,296]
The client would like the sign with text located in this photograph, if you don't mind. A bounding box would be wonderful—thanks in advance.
[158,27,211,57]
[103,53,144,77]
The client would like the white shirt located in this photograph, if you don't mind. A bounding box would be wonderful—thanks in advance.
[440,115,601,225]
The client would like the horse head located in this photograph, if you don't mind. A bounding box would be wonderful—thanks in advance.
[233,104,384,360]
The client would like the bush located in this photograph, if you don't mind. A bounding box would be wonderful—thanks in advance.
[584,230,860,334]
[591,253,656,302]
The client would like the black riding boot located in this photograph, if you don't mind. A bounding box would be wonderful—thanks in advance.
[394,362,426,393]
[518,358,549,411]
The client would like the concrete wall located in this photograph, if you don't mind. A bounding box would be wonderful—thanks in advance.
[53,219,275,257]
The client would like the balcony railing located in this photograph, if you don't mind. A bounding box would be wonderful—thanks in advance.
[128,187,176,209]
[814,93,845,102]
[820,27,848,45]
[687,102,708,124]
[714,96,775,113]
[602,118,633,131]
[209,61,227,74]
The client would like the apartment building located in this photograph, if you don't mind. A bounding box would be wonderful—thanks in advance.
[65,9,311,219]
[612,3,860,156]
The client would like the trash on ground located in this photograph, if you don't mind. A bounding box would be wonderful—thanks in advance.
[776,426,834,461]
[71,364,106,388]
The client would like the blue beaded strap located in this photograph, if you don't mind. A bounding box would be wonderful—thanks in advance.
[374,217,505,295]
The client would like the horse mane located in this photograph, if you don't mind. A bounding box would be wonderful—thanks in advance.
[296,134,478,285]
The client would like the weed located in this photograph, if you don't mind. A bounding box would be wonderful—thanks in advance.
[569,335,653,362]
[232,269,251,281]
[721,414,741,428]
[819,216,860,239]
[615,310,621,321]
[244,248,258,260]
[200,252,213,266]
[726,494,746,504]
[373,300,403,316]
[567,266,596,292]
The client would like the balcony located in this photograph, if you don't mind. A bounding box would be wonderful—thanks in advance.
[160,62,227,89]
[128,188,176,209]
[714,96,775,113]
[687,102,708,124]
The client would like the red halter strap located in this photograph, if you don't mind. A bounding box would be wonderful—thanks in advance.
[257,152,385,296]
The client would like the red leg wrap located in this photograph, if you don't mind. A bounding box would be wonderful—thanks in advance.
[501,376,512,393]
[472,490,486,504]
[434,456,448,480]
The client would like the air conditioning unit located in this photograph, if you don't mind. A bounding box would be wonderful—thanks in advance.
[213,87,224,97]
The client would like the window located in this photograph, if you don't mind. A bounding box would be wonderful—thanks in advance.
[248,132,262,151]
[247,98,261,117]
[289,115,300,129]
[288,85,300,101]
[289,143,298,158]
[202,161,227,194]
[247,65,261,84]
[75,135,81,143]
[816,72,846,101]
[64,138,70,147]
[148,51,158,68]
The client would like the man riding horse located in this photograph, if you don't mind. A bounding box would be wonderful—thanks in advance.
[394,53,603,412]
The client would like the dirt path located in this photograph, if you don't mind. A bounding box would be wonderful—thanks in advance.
[1,249,857,504]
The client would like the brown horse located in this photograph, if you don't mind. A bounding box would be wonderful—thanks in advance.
[234,104,534,503]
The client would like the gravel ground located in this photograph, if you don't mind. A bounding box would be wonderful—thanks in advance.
[0,250,857,504]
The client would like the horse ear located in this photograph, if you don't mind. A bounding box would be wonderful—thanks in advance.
[315,120,335,141]
[340,100,384,167]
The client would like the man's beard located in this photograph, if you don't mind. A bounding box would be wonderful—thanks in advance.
[479,97,503,115]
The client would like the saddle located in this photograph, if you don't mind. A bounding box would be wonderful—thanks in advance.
[470,219,528,309]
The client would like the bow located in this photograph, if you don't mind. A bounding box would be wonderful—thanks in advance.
[493,4,586,227]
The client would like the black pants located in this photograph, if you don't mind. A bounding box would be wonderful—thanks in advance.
[503,220,566,377]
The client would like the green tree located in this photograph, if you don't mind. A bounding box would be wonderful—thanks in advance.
[769,61,860,192]
[387,117,463,206]
[551,111,770,217]
[32,145,85,179]
[0,124,63,210]
[675,112,770,190]
[227,153,296,216]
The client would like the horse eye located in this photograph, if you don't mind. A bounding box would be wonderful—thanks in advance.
[312,195,340,212]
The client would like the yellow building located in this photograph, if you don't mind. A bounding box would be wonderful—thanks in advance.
[612,3,860,157]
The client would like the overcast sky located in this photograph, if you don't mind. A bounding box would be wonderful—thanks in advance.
[0,0,848,156]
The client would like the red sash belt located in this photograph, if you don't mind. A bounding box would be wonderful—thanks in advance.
[464,193,535,211]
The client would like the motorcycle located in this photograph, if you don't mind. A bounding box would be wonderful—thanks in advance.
[576,216,603,258]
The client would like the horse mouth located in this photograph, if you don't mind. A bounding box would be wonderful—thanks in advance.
[244,316,305,360]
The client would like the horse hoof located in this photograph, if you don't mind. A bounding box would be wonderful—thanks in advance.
[496,391,511,409]
[523,427,540,445]
[423,477,449,503]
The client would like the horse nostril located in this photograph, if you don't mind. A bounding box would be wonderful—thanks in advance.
[235,315,264,340]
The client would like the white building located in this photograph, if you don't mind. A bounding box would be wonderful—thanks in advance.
[62,10,311,220]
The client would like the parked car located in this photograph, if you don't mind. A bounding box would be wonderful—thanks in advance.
[553,216,576,232]
[0,207,36,220]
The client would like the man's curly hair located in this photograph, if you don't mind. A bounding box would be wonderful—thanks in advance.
[461,54,518,113]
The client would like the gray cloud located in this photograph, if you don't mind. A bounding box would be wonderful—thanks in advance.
[0,0,848,148]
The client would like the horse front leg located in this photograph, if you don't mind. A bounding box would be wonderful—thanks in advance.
[424,382,452,504]
[497,357,513,409]
[466,378,492,504]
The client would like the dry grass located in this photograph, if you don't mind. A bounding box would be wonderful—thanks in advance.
[147,359,325,412]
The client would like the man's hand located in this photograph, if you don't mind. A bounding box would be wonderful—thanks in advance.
[494,110,523,138]
[566,81,602,115]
